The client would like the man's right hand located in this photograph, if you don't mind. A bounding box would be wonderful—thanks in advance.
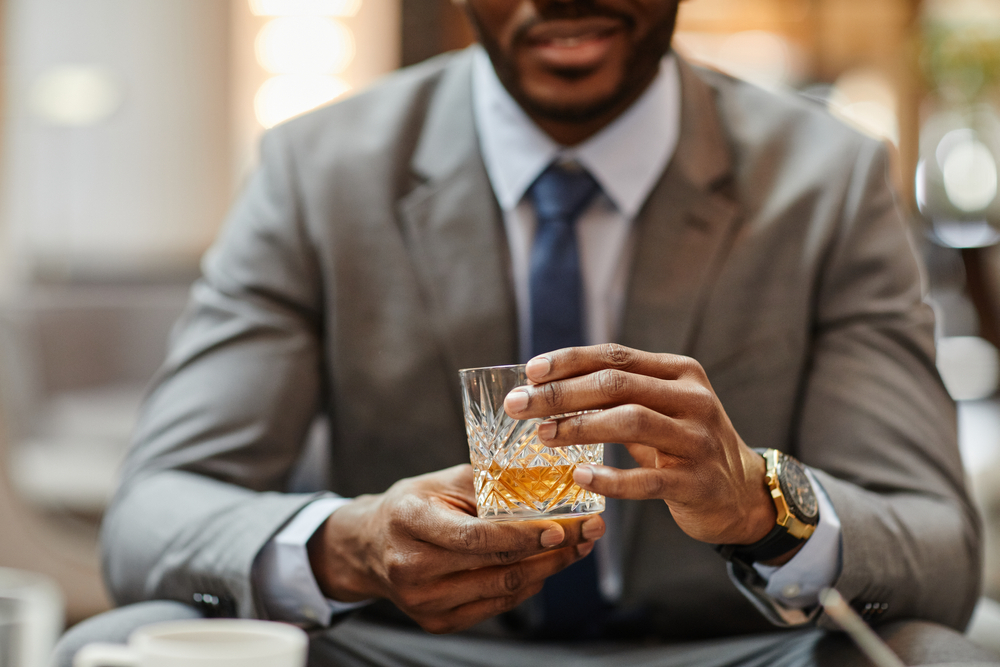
[307,464,605,634]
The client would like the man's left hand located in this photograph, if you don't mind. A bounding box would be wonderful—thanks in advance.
[504,344,777,547]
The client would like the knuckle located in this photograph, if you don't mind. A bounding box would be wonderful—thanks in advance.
[395,587,424,610]
[568,412,588,437]
[501,566,525,595]
[595,369,629,400]
[676,354,698,370]
[383,551,415,584]
[678,355,708,380]
[601,343,633,368]
[618,404,649,438]
[387,496,420,534]
[492,550,519,565]
[541,382,564,410]
[685,385,716,415]
[640,472,665,497]
[455,521,490,553]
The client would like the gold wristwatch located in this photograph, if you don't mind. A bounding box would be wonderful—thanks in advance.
[716,449,819,565]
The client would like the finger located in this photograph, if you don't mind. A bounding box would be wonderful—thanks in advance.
[416,515,605,573]
[422,589,540,634]
[536,405,699,458]
[506,370,716,422]
[412,542,594,620]
[409,507,594,557]
[415,578,542,635]
[524,344,707,385]
[623,442,659,468]
[573,464,683,501]
[428,463,479,512]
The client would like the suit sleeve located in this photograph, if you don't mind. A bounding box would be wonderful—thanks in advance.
[794,140,981,630]
[101,126,330,619]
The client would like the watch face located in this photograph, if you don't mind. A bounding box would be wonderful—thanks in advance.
[778,456,819,523]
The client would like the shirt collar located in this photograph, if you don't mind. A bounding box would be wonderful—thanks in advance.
[472,45,682,219]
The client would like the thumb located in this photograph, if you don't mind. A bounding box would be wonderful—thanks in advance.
[430,464,478,513]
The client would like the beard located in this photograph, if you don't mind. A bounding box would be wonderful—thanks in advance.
[465,1,680,125]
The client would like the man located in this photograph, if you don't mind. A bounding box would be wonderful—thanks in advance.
[53,0,994,665]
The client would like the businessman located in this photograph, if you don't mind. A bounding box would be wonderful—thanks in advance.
[54,0,995,665]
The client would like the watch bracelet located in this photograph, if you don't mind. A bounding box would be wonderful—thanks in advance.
[714,523,808,566]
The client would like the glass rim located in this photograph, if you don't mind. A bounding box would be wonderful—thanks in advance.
[458,363,526,374]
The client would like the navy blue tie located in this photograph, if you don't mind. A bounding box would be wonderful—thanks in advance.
[528,162,598,360]
[527,162,606,639]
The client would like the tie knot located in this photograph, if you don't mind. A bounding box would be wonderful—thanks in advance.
[528,162,600,226]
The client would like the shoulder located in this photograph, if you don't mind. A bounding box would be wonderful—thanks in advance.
[693,65,887,207]
[260,49,472,174]
[697,64,876,159]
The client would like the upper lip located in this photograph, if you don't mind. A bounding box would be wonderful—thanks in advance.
[523,17,626,45]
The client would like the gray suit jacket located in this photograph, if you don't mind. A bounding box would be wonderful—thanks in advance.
[102,48,981,639]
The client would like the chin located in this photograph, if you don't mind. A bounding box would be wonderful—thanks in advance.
[518,78,629,124]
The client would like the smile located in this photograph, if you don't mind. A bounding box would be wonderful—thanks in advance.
[522,18,625,69]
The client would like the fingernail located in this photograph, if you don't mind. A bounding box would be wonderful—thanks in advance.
[541,526,564,548]
[525,356,551,379]
[577,541,595,558]
[536,421,557,441]
[582,517,604,540]
[506,390,529,413]
[574,466,594,486]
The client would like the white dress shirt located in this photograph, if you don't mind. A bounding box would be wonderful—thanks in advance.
[253,46,843,627]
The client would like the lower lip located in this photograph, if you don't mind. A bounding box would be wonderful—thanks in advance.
[527,30,619,69]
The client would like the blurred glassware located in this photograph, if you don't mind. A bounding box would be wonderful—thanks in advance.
[917,108,1000,247]
[917,9,1000,248]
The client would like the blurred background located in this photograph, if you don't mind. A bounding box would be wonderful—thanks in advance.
[1,0,999,644]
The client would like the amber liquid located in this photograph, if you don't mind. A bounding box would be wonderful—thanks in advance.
[474,463,603,520]
[496,464,582,504]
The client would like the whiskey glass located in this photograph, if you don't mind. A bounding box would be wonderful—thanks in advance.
[459,364,604,521]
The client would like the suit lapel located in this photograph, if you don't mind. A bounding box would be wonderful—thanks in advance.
[617,58,743,571]
[620,58,740,357]
[397,52,519,392]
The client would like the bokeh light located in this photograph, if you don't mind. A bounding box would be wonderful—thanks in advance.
[936,129,999,212]
[829,69,899,145]
[716,31,791,90]
[256,16,355,74]
[673,30,799,91]
[29,65,124,127]
[254,74,350,128]
[938,335,1000,401]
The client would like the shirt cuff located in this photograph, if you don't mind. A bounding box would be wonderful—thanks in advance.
[729,468,843,626]
[253,496,373,626]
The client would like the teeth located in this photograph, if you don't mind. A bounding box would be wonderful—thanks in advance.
[551,36,585,47]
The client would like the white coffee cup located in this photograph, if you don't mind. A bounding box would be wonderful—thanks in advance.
[0,567,64,667]
[73,619,308,667]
